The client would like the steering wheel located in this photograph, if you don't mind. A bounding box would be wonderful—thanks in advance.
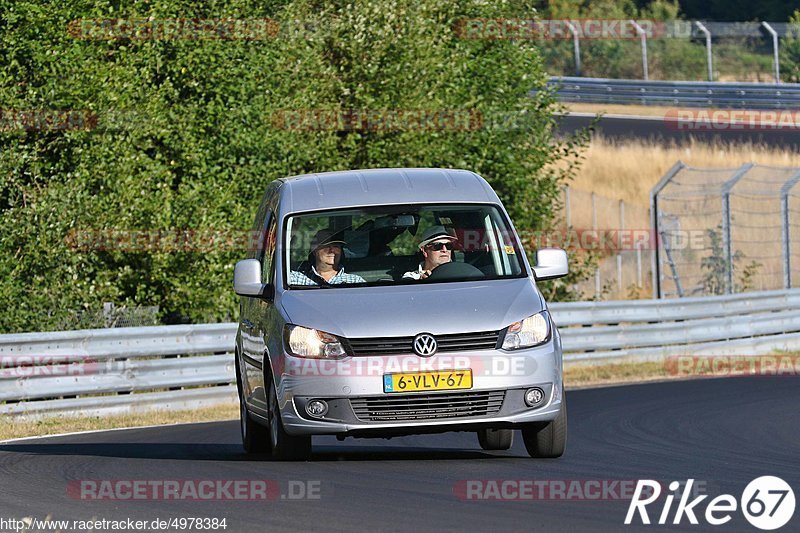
[425,261,485,281]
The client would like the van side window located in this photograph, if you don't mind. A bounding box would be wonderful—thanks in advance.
[258,216,278,284]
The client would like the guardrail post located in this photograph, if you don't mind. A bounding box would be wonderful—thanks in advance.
[617,199,625,292]
[650,161,686,298]
[565,22,581,77]
[695,21,713,81]
[721,163,754,294]
[631,20,649,80]
[762,22,780,83]
[781,171,800,288]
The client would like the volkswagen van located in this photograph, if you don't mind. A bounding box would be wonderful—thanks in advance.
[233,168,569,460]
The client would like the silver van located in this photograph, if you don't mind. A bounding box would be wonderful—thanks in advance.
[233,168,569,460]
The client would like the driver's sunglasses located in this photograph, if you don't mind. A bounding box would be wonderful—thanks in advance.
[427,241,455,251]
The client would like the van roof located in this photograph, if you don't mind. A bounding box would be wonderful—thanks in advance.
[277,168,500,213]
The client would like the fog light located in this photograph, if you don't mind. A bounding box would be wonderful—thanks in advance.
[525,387,545,407]
[306,399,328,418]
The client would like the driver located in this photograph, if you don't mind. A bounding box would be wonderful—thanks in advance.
[290,229,366,285]
[403,225,458,280]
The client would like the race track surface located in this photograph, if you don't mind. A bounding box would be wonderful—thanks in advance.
[556,113,800,148]
[1,377,798,532]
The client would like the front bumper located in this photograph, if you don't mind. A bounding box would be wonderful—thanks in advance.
[273,341,563,436]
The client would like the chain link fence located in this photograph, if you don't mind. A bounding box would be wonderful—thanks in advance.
[652,162,800,298]
[52,303,160,331]
[560,186,653,300]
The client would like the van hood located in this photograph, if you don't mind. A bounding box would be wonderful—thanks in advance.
[278,278,544,339]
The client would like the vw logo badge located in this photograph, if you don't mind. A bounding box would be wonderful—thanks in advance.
[413,333,438,357]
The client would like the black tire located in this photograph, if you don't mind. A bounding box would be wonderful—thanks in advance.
[237,359,270,454]
[521,397,567,458]
[268,375,312,461]
[477,428,514,451]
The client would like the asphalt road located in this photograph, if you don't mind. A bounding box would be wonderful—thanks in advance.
[1,377,798,532]
[556,113,800,148]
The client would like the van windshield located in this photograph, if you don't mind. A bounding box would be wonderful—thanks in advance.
[284,204,526,288]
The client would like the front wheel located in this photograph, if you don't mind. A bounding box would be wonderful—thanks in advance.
[237,359,270,454]
[521,397,567,458]
[268,376,312,461]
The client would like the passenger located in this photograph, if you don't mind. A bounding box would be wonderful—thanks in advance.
[290,230,366,285]
[403,225,458,280]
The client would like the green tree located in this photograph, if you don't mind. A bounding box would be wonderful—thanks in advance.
[780,9,800,83]
[0,0,585,333]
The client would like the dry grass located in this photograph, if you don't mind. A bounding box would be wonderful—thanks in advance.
[565,136,800,207]
[0,403,238,442]
[564,361,669,388]
[564,102,684,117]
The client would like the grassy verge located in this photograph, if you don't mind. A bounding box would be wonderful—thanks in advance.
[0,403,238,442]
[564,102,685,117]
[564,361,669,389]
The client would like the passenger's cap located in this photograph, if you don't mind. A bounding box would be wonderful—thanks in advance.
[310,229,347,251]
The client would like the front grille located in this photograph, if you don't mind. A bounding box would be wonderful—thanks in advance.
[346,330,500,356]
[350,390,505,421]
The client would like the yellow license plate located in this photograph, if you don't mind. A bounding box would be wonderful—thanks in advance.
[383,370,473,393]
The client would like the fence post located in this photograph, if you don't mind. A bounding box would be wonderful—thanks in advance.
[636,241,643,288]
[563,185,571,227]
[695,21,713,81]
[781,171,800,288]
[650,161,686,298]
[592,192,600,297]
[721,163,754,294]
[761,22,780,83]
[631,20,649,80]
[565,21,581,77]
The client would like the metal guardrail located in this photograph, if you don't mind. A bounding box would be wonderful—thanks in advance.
[548,77,800,109]
[2,289,800,418]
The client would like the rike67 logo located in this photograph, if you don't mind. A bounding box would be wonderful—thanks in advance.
[626,477,795,530]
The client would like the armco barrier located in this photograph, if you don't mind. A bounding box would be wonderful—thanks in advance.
[548,77,800,109]
[2,289,799,418]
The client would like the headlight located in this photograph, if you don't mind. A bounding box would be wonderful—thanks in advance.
[284,325,347,359]
[501,311,551,350]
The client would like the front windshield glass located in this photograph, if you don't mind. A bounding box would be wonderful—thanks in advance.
[284,204,526,288]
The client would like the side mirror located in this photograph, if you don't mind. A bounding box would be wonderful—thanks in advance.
[533,248,569,281]
[234,259,270,297]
